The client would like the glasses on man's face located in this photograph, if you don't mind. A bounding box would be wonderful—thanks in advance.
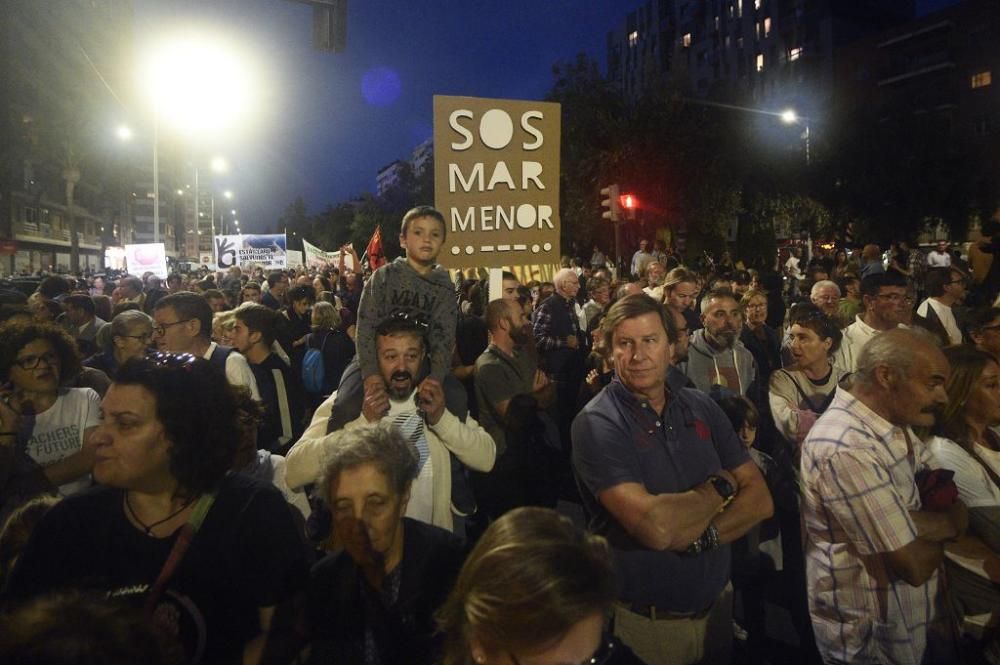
[875,293,911,304]
[124,332,153,343]
[15,351,59,370]
[152,319,193,337]
[509,638,616,665]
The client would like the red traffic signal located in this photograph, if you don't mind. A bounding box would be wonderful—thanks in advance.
[620,193,638,220]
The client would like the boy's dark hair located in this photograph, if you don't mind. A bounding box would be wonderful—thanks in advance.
[288,285,316,304]
[401,205,447,238]
[154,292,213,340]
[234,304,278,348]
[715,394,760,434]
[62,294,96,316]
[266,272,287,289]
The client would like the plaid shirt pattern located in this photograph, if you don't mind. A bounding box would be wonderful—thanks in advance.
[532,295,580,352]
[801,388,940,665]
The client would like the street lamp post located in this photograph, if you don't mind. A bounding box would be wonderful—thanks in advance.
[781,109,810,166]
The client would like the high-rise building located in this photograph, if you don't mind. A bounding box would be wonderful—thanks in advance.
[0,0,137,273]
[607,0,916,109]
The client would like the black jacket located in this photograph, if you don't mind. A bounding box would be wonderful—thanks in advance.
[306,518,465,665]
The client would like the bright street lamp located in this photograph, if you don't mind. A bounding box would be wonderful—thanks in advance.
[210,156,229,173]
[780,107,810,166]
[224,190,233,200]
[116,125,133,141]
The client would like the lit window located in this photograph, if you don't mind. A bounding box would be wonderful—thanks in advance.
[755,0,762,9]
[789,47,802,61]
[972,70,992,88]
[764,17,771,36]
[756,53,764,71]
[683,33,692,47]
[715,16,720,30]
[628,30,639,47]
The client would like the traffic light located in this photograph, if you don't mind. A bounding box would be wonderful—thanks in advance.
[620,193,638,221]
[601,184,621,222]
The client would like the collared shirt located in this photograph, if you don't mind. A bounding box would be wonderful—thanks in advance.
[571,371,748,612]
[801,388,941,665]
[834,315,884,374]
[916,298,961,346]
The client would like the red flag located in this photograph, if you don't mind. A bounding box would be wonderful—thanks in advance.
[366,225,385,271]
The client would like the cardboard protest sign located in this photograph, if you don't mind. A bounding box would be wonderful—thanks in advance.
[434,95,560,269]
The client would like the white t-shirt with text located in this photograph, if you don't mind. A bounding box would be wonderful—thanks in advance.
[25,388,101,496]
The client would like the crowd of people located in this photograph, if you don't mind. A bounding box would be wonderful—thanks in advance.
[0,206,997,665]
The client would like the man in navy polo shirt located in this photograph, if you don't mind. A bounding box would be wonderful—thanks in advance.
[572,294,773,665]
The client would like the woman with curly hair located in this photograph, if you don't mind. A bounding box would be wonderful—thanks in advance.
[0,322,100,512]
[0,353,310,665]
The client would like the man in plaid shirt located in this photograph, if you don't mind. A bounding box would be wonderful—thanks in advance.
[801,328,967,665]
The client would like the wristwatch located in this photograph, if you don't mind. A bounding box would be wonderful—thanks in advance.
[707,474,737,509]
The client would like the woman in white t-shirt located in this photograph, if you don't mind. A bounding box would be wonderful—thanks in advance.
[0,322,100,508]
[927,345,1000,656]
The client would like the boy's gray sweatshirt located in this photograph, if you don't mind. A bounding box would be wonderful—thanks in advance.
[356,257,457,381]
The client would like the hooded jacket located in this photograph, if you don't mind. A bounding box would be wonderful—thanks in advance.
[683,329,757,397]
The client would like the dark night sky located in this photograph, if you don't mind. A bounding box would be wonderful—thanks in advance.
[132,0,962,238]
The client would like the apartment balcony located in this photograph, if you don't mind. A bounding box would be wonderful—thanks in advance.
[14,221,103,250]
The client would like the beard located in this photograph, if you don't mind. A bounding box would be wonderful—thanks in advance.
[510,324,532,345]
[387,370,415,399]
[708,328,738,349]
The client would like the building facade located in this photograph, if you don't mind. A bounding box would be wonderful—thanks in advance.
[607,0,916,110]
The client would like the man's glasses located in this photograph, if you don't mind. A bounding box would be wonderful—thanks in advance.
[14,351,59,370]
[509,639,615,665]
[123,332,153,342]
[152,319,193,337]
[875,293,912,304]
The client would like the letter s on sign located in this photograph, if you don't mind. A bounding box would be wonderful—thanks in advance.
[521,111,544,150]
[449,110,474,151]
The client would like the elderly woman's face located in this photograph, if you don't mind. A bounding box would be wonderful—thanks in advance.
[330,463,408,567]
[10,339,61,392]
[91,383,172,490]
[115,322,153,362]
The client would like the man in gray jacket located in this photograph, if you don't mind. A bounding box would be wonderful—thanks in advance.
[683,289,757,397]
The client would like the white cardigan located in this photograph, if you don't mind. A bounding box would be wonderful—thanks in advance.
[285,391,496,532]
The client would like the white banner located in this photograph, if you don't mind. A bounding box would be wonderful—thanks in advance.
[214,234,287,270]
[125,243,168,279]
[286,250,303,268]
[303,238,353,271]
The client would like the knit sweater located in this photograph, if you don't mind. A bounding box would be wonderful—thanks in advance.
[355,258,457,381]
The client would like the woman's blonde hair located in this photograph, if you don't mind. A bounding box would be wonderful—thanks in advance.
[437,507,616,664]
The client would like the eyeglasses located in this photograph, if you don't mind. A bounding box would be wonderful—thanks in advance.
[875,293,912,304]
[152,319,193,337]
[14,351,59,370]
[122,332,153,342]
[509,638,616,665]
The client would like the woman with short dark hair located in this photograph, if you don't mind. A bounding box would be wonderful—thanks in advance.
[1,354,309,664]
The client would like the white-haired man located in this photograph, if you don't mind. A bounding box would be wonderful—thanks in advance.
[802,328,966,665]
